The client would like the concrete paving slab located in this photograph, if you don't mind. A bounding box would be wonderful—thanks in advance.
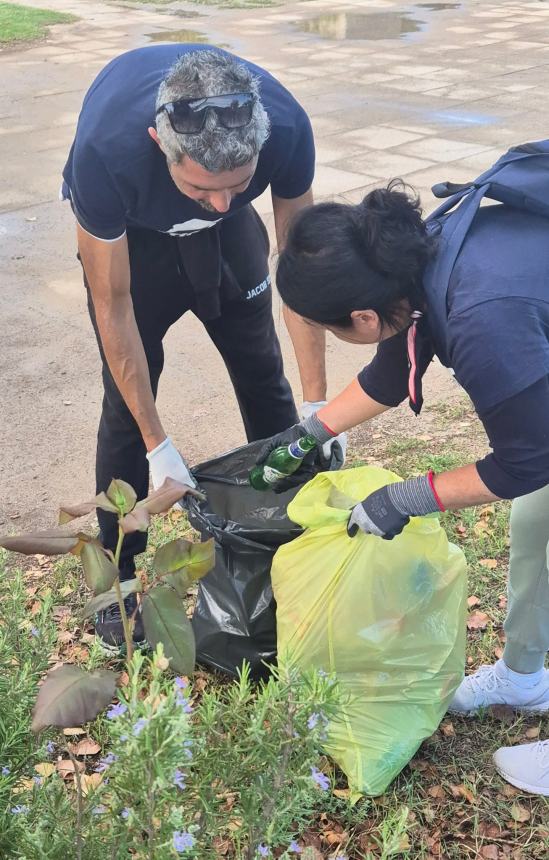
[3,0,549,526]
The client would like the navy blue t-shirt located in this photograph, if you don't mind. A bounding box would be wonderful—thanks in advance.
[62,45,315,240]
[358,205,549,499]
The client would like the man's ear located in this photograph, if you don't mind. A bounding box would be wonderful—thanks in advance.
[148,126,162,149]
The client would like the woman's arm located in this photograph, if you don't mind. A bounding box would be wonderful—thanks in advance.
[317,378,391,433]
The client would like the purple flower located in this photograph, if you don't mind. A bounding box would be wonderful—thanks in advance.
[307,713,319,730]
[173,768,186,789]
[173,830,195,852]
[334,855,348,860]
[289,842,301,854]
[92,805,107,815]
[119,734,129,743]
[106,703,127,720]
[257,845,270,857]
[33,776,42,786]
[311,766,330,791]
[2,766,10,776]
[96,753,117,773]
[176,693,193,713]
[317,668,328,678]
[31,627,40,637]
[121,807,130,819]
[46,741,55,754]
[132,717,148,736]
[11,805,29,814]
[175,677,188,690]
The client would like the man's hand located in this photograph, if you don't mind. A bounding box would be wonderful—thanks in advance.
[301,401,347,463]
[347,474,443,540]
[147,438,197,506]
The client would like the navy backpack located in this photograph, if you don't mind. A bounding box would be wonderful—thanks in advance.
[424,139,549,338]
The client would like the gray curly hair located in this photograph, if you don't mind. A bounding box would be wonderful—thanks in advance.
[155,50,271,171]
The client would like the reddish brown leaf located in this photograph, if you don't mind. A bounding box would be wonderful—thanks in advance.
[481,847,499,860]
[440,721,455,737]
[0,530,82,557]
[120,479,205,534]
[467,595,481,608]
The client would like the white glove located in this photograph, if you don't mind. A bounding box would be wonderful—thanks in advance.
[301,401,347,463]
[146,437,197,509]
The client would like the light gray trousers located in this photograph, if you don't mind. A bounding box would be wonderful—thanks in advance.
[503,484,549,673]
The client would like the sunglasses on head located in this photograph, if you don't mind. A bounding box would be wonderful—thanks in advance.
[156,92,255,134]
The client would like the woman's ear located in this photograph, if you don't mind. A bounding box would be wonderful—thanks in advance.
[350,309,381,334]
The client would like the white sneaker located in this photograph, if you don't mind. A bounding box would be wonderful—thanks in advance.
[448,661,549,714]
[493,740,549,796]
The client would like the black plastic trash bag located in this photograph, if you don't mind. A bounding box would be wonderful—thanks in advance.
[184,438,341,679]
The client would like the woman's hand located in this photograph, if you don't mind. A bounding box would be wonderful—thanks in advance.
[347,474,444,539]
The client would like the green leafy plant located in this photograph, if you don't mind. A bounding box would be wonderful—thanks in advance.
[0,478,214,733]
[5,646,341,859]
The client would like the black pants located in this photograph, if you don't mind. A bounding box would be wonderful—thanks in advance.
[85,207,298,577]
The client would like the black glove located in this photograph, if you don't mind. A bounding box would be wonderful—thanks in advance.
[255,414,336,493]
[347,474,443,540]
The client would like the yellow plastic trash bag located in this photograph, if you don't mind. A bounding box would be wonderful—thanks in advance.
[271,465,467,797]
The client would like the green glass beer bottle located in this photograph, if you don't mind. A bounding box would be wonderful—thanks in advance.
[249,435,318,491]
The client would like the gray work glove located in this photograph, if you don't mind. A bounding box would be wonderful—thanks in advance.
[301,401,348,464]
[347,474,443,540]
[255,413,339,493]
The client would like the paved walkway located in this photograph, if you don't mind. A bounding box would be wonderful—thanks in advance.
[2,0,549,526]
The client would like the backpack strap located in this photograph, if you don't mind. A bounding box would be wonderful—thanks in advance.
[424,185,488,361]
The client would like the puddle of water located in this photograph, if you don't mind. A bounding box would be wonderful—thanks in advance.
[298,3,461,42]
[416,2,460,10]
[300,12,421,41]
[147,29,210,43]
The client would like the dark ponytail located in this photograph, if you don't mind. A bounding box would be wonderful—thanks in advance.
[276,180,435,328]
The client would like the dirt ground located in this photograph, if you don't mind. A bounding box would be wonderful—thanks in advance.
[3,0,549,531]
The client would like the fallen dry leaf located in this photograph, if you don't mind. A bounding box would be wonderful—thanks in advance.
[427,784,446,801]
[525,726,540,740]
[70,739,101,756]
[34,762,56,778]
[450,783,476,804]
[481,846,499,859]
[467,595,481,608]
[502,783,521,798]
[479,558,498,569]
[63,727,86,736]
[333,788,351,800]
[322,829,346,846]
[80,772,103,795]
[510,802,530,823]
[440,721,455,738]
[56,759,85,779]
[467,611,489,630]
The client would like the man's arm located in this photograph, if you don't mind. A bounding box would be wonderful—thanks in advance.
[272,189,327,402]
[77,225,166,452]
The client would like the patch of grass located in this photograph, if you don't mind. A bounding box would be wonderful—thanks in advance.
[0,1,77,44]
[427,395,475,422]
